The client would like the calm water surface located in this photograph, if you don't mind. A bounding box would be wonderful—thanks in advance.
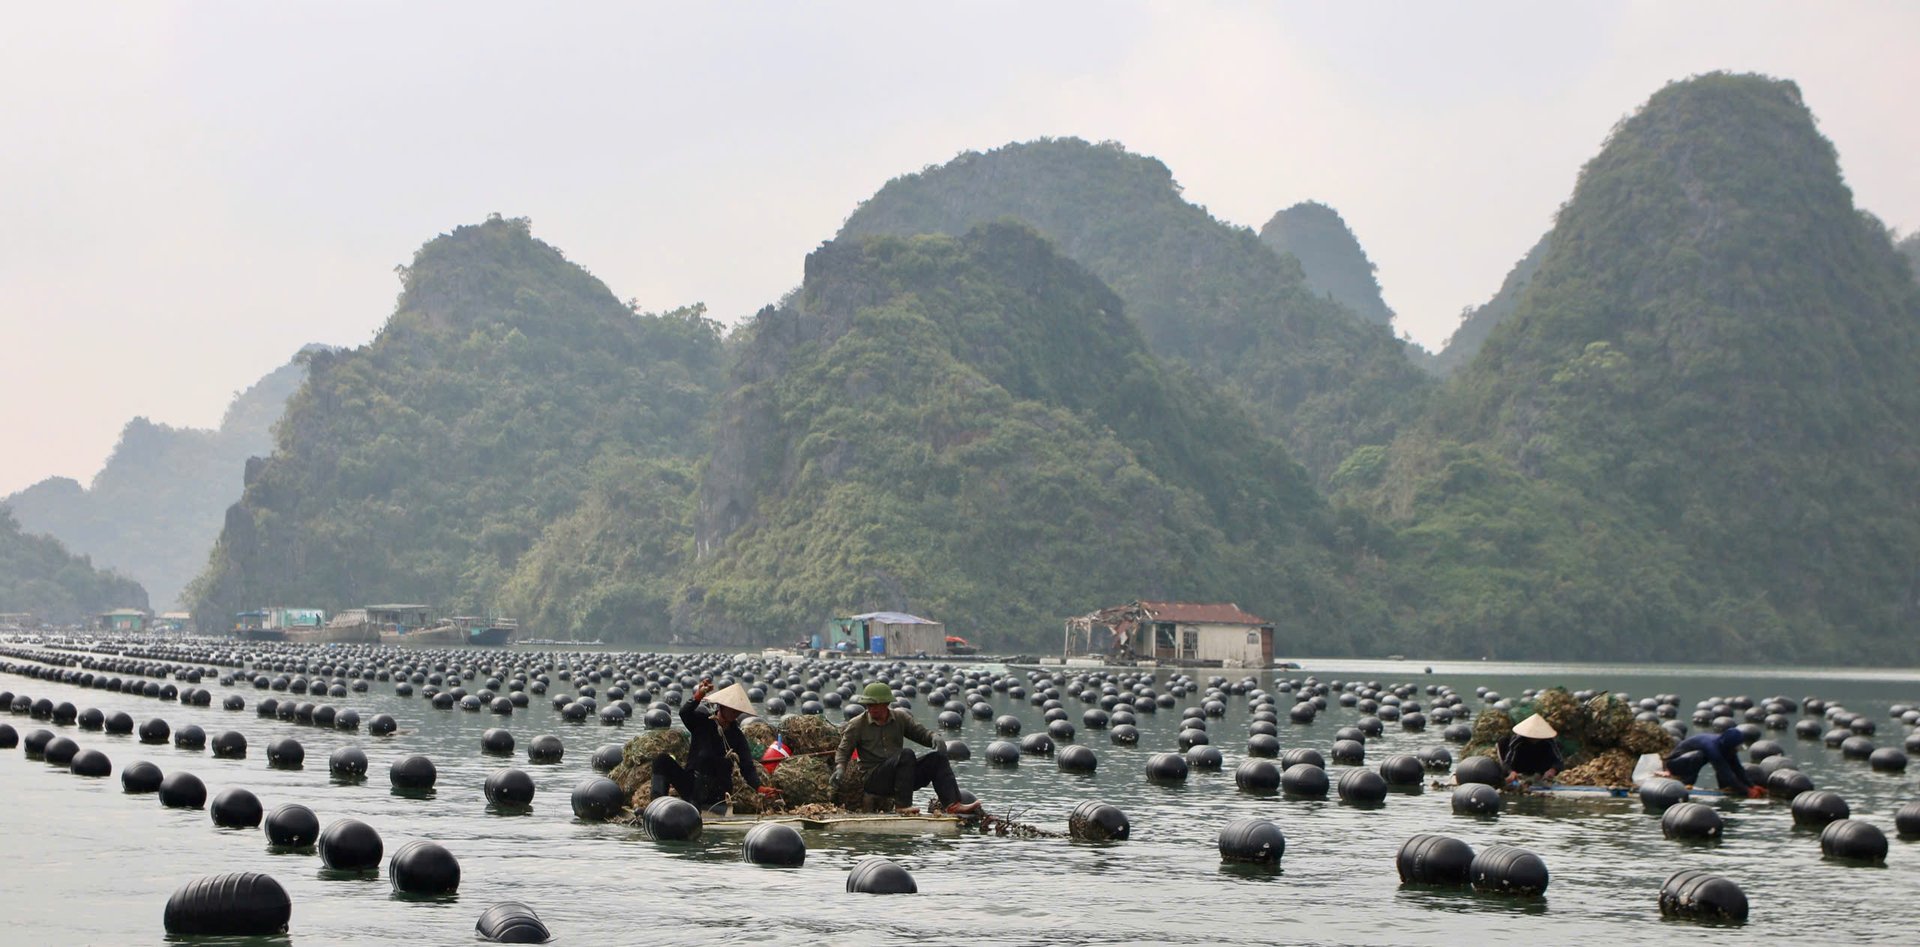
[2,644,1917,946]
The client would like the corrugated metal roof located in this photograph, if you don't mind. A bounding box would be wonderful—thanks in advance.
[1137,601,1270,626]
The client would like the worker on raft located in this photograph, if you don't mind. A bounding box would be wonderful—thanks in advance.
[1661,728,1766,798]
[1498,714,1564,782]
[832,682,983,816]
[652,680,780,813]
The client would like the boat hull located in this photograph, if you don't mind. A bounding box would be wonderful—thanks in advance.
[380,625,516,647]
[286,624,380,645]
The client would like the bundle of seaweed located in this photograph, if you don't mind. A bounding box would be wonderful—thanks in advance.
[741,718,777,755]
[1584,694,1635,747]
[1465,708,1514,758]
[1620,719,1676,756]
[768,755,833,806]
[1533,688,1586,745]
[780,715,843,757]
[612,728,689,809]
[1557,749,1638,787]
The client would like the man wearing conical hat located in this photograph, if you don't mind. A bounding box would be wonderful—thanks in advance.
[833,682,982,815]
[652,679,778,813]
[1497,713,1565,781]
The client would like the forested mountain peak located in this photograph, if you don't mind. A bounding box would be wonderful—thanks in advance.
[188,216,726,632]
[1258,201,1396,328]
[1358,71,1920,662]
[681,221,1382,650]
[838,137,1433,480]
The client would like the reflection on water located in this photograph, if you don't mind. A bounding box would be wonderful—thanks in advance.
[0,648,1915,946]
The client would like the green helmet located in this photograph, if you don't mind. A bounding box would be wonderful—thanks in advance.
[854,682,894,706]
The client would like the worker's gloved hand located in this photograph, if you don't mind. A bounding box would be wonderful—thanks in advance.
[1747,785,1768,799]
[756,785,780,797]
[829,767,843,791]
[692,681,712,702]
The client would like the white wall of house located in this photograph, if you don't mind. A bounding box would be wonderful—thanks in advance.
[1189,623,1267,665]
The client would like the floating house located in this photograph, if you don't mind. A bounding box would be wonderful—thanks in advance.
[96,608,151,632]
[1063,600,1274,667]
[818,611,946,656]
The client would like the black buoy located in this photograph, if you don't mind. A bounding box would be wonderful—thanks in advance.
[42,736,79,766]
[1337,767,1388,805]
[78,708,104,730]
[1454,755,1505,787]
[265,803,321,847]
[485,768,537,808]
[211,787,265,829]
[1185,745,1222,770]
[390,839,461,895]
[1397,833,1475,885]
[1895,800,1920,838]
[1659,869,1749,923]
[1790,790,1850,828]
[994,715,1021,736]
[1417,746,1453,770]
[1330,739,1365,765]
[1145,752,1189,783]
[330,745,369,778]
[1469,844,1550,896]
[1661,802,1723,841]
[1067,801,1130,842]
[209,730,246,759]
[642,796,702,841]
[390,755,437,790]
[482,728,515,756]
[318,818,383,871]
[1109,724,1139,745]
[1766,768,1815,799]
[570,776,625,821]
[1281,748,1326,770]
[1217,817,1285,865]
[1056,744,1097,773]
[1451,783,1502,816]
[476,902,552,944]
[1281,762,1329,798]
[0,723,14,749]
[986,740,1020,766]
[163,872,291,936]
[1379,754,1423,787]
[591,743,624,773]
[1246,733,1280,758]
[368,714,397,736]
[173,725,206,751]
[527,734,564,764]
[845,856,916,894]
[1639,777,1690,812]
[1869,747,1908,773]
[138,718,170,745]
[1235,759,1281,794]
[22,728,54,756]
[1820,819,1888,864]
[267,737,304,769]
[104,711,133,735]
[943,740,970,762]
[122,760,163,793]
[69,747,111,777]
[1020,733,1055,756]
[743,821,807,866]
[158,771,207,809]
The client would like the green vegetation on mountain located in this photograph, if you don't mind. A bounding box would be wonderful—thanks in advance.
[1432,235,1549,376]
[187,216,724,634]
[1898,231,1920,279]
[1258,201,1396,328]
[0,509,147,623]
[4,354,312,609]
[838,138,1432,479]
[680,222,1388,651]
[1352,73,1920,662]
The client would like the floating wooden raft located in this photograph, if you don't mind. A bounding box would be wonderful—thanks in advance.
[1525,783,1751,801]
[701,812,963,836]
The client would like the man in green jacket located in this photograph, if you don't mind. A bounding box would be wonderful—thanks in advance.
[832,682,982,815]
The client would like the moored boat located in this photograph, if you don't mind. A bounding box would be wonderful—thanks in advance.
[380,615,518,647]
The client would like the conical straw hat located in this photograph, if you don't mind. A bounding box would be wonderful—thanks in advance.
[707,682,757,717]
[1513,714,1557,739]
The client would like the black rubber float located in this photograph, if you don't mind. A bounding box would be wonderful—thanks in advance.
[1067,801,1130,842]
[163,872,291,936]
[390,840,461,895]
[1659,869,1748,923]
[264,803,321,847]
[318,818,383,871]
[1397,833,1474,885]
[1217,817,1285,865]
[484,768,537,808]
[845,856,916,894]
[476,901,552,943]
[743,821,807,866]
[641,796,702,841]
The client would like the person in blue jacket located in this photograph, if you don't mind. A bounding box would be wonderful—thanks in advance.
[1662,728,1766,798]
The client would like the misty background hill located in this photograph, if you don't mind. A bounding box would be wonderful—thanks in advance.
[3,352,313,610]
[6,71,1915,664]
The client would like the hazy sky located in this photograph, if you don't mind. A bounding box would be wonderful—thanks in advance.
[4,2,1916,497]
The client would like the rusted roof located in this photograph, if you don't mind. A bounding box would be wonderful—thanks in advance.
[1136,601,1270,626]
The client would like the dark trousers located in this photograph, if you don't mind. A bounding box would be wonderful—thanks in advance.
[652,753,724,808]
[1666,749,1728,787]
[863,748,960,808]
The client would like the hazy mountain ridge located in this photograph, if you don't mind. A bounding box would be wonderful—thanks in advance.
[1352,72,1920,662]
[187,216,726,632]
[0,508,148,623]
[3,353,312,609]
[837,137,1434,481]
